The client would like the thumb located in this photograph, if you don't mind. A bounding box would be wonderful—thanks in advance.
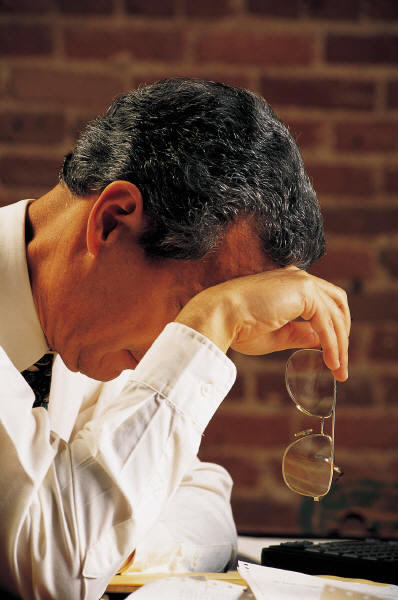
[269,321,320,353]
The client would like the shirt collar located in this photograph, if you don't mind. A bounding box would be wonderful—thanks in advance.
[0,199,48,371]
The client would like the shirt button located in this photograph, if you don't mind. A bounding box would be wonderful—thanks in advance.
[201,383,212,397]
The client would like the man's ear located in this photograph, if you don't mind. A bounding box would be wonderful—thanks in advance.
[86,181,144,256]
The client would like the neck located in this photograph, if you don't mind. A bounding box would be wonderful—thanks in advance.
[26,184,94,351]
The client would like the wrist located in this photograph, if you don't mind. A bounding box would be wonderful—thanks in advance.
[174,289,237,353]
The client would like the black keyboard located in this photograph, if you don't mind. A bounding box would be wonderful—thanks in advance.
[261,539,398,585]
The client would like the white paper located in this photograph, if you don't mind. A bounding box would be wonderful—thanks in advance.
[125,575,253,600]
[321,583,392,600]
[237,561,398,600]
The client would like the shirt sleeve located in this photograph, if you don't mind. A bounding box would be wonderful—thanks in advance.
[129,457,238,573]
[0,323,236,600]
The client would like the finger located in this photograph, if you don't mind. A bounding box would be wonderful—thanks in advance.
[331,314,349,382]
[313,277,351,337]
[333,297,349,381]
[306,291,341,373]
[312,313,340,373]
[314,299,349,381]
[269,321,321,352]
[300,275,350,379]
[332,365,348,382]
[299,284,339,372]
[314,282,350,381]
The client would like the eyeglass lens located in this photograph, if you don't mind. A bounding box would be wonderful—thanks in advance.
[283,350,336,499]
[283,434,333,498]
[286,349,335,418]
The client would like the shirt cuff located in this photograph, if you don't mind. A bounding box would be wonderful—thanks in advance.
[128,322,236,432]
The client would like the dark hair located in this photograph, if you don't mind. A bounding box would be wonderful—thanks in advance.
[60,78,324,268]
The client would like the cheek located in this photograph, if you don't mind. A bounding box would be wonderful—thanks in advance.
[92,292,179,355]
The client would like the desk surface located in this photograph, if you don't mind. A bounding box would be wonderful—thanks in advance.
[107,570,246,593]
[106,535,262,593]
[106,536,387,594]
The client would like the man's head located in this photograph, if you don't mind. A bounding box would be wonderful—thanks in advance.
[29,78,325,381]
[60,77,324,270]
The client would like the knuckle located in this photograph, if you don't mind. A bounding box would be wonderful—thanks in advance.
[337,286,348,302]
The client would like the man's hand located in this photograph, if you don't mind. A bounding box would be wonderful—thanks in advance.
[174,267,350,381]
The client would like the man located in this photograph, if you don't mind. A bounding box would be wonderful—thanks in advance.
[0,78,349,599]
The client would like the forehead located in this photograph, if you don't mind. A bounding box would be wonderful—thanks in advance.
[182,218,275,292]
[207,218,274,281]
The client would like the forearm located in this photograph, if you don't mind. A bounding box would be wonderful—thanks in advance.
[175,266,350,382]
[130,458,237,573]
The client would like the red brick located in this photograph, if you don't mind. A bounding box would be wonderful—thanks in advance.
[323,207,398,236]
[0,68,8,98]
[231,497,301,533]
[70,113,99,141]
[132,72,250,91]
[183,0,233,17]
[227,372,246,402]
[0,111,65,144]
[305,0,360,20]
[0,156,62,188]
[367,0,398,20]
[264,455,289,485]
[0,0,53,12]
[125,0,174,16]
[261,77,375,110]
[198,451,260,488]
[9,67,124,108]
[319,479,398,539]
[336,415,398,448]
[310,248,376,281]
[334,121,398,152]
[246,0,300,18]
[391,458,398,480]
[255,372,287,405]
[345,325,368,365]
[196,32,314,65]
[306,163,375,196]
[327,35,398,65]
[335,454,393,481]
[369,327,398,360]
[0,23,53,56]
[384,168,398,193]
[349,291,398,321]
[64,26,184,62]
[387,81,398,108]
[381,249,398,278]
[205,412,287,446]
[56,0,114,13]
[383,376,398,406]
[286,119,325,148]
[335,375,374,407]
[0,192,25,208]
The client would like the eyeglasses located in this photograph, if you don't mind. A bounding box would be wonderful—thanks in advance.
[282,349,342,502]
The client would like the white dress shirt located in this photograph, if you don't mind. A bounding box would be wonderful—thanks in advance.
[0,200,238,600]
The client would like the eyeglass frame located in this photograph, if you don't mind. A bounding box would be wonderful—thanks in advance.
[282,348,342,502]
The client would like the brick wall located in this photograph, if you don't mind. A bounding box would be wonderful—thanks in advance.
[0,0,397,539]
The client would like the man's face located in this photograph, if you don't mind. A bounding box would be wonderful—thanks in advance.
[52,215,272,382]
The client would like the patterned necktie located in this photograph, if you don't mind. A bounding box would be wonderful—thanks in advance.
[21,353,54,409]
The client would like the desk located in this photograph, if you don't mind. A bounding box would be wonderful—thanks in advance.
[104,535,257,598]
[104,536,388,598]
